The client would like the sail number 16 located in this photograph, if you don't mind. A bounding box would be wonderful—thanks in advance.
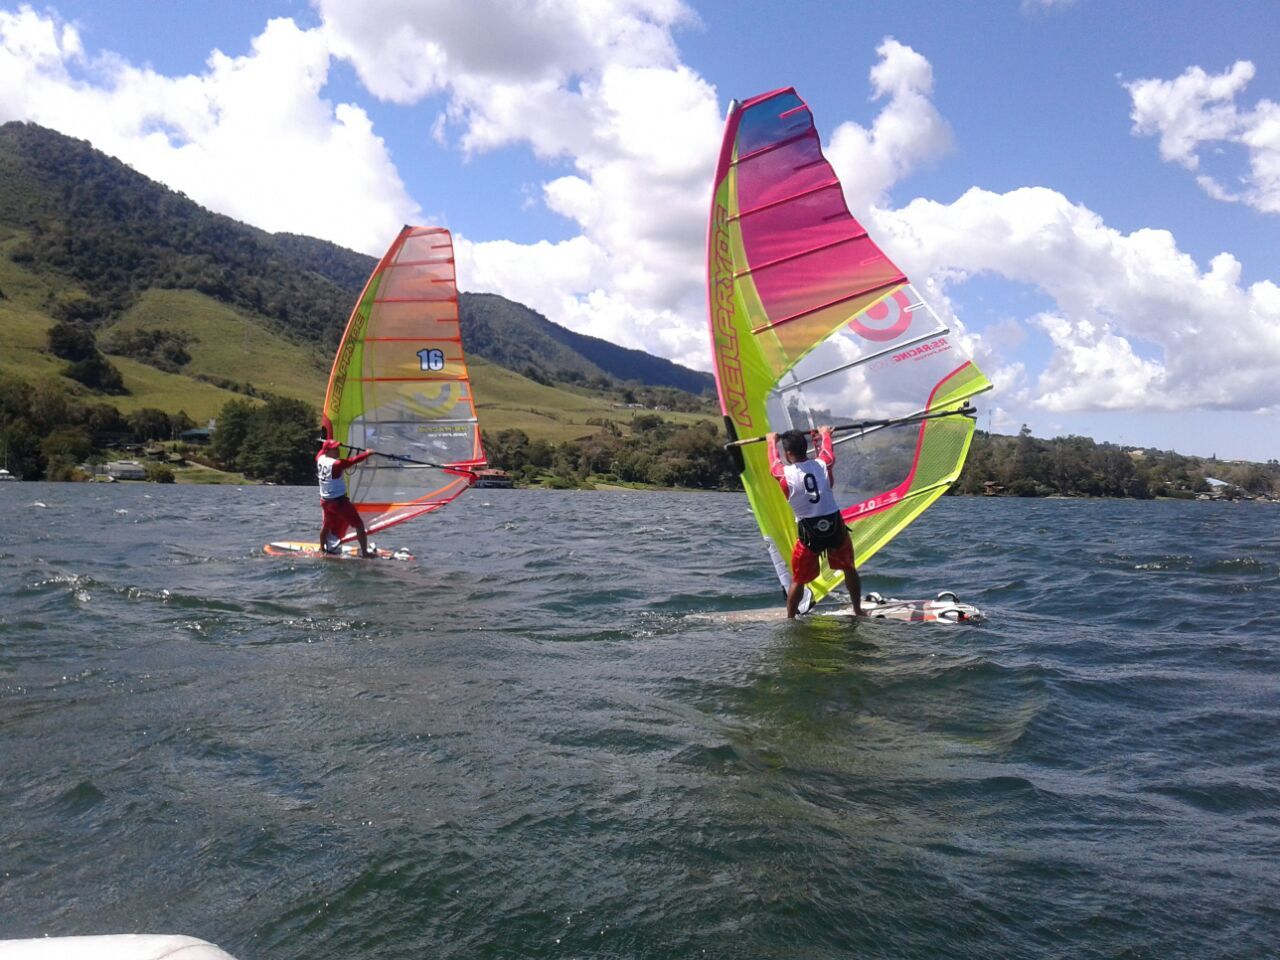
[417,348,446,371]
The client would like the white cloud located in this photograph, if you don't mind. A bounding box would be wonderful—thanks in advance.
[0,6,419,253]
[455,231,708,364]
[825,37,952,215]
[317,0,688,107]
[988,405,1023,434]
[872,186,1280,412]
[0,4,79,75]
[1032,312,1166,410]
[1126,60,1280,214]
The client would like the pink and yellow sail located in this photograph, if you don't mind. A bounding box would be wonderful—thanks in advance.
[707,88,991,605]
[323,226,485,539]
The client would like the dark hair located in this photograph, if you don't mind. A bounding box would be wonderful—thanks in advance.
[779,430,809,459]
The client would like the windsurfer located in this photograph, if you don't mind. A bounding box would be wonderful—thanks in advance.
[317,438,375,557]
[767,426,864,619]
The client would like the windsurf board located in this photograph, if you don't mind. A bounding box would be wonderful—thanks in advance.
[263,541,413,561]
[699,591,983,624]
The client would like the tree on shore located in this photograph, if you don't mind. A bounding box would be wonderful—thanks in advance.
[210,396,316,484]
[482,417,738,490]
[956,430,1274,499]
[47,321,127,394]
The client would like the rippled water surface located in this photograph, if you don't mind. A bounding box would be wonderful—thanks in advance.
[2,485,1278,958]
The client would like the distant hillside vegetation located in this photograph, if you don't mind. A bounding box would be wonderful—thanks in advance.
[0,121,354,345]
[459,292,713,393]
[954,426,1280,499]
[268,231,377,298]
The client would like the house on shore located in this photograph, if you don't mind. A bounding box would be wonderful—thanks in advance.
[474,469,514,489]
[106,460,147,481]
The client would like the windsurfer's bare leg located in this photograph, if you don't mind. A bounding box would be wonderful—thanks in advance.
[844,567,865,616]
[353,519,372,557]
[786,580,807,619]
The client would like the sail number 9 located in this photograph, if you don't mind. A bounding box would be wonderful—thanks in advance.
[417,348,446,371]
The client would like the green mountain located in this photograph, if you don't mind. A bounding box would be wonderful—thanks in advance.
[459,292,713,393]
[0,121,351,344]
[0,120,712,397]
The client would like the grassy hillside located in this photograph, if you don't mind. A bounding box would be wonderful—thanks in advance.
[105,289,329,405]
[469,357,712,442]
[1,242,711,439]
[0,226,97,384]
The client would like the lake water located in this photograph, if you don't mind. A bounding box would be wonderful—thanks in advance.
[1,485,1278,958]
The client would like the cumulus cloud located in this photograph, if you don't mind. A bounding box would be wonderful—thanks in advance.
[317,0,688,108]
[871,186,1280,412]
[0,5,419,253]
[1126,60,1280,214]
[825,37,952,214]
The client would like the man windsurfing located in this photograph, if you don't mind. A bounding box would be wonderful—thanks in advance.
[316,438,375,557]
[767,426,864,619]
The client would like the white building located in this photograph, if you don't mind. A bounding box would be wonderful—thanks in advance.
[106,460,147,481]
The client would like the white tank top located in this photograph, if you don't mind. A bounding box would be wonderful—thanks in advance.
[783,459,838,519]
[316,455,346,499]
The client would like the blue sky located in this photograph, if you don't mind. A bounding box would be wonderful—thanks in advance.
[2,0,1278,461]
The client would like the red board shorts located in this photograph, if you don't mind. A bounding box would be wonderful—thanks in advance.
[791,529,855,586]
[320,495,363,543]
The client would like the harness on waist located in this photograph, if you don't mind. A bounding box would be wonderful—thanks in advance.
[796,510,846,552]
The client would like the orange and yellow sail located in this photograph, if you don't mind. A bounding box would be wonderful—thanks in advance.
[708,89,991,605]
[323,226,485,539]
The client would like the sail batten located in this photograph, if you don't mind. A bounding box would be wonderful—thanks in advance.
[323,225,484,541]
[730,179,844,221]
[362,338,464,343]
[371,418,479,425]
[347,376,472,383]
[733,230,872,278]
[707,89,992,606]
[784,326,950,390]
[733,129,814,165]
[749,277,905,334]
